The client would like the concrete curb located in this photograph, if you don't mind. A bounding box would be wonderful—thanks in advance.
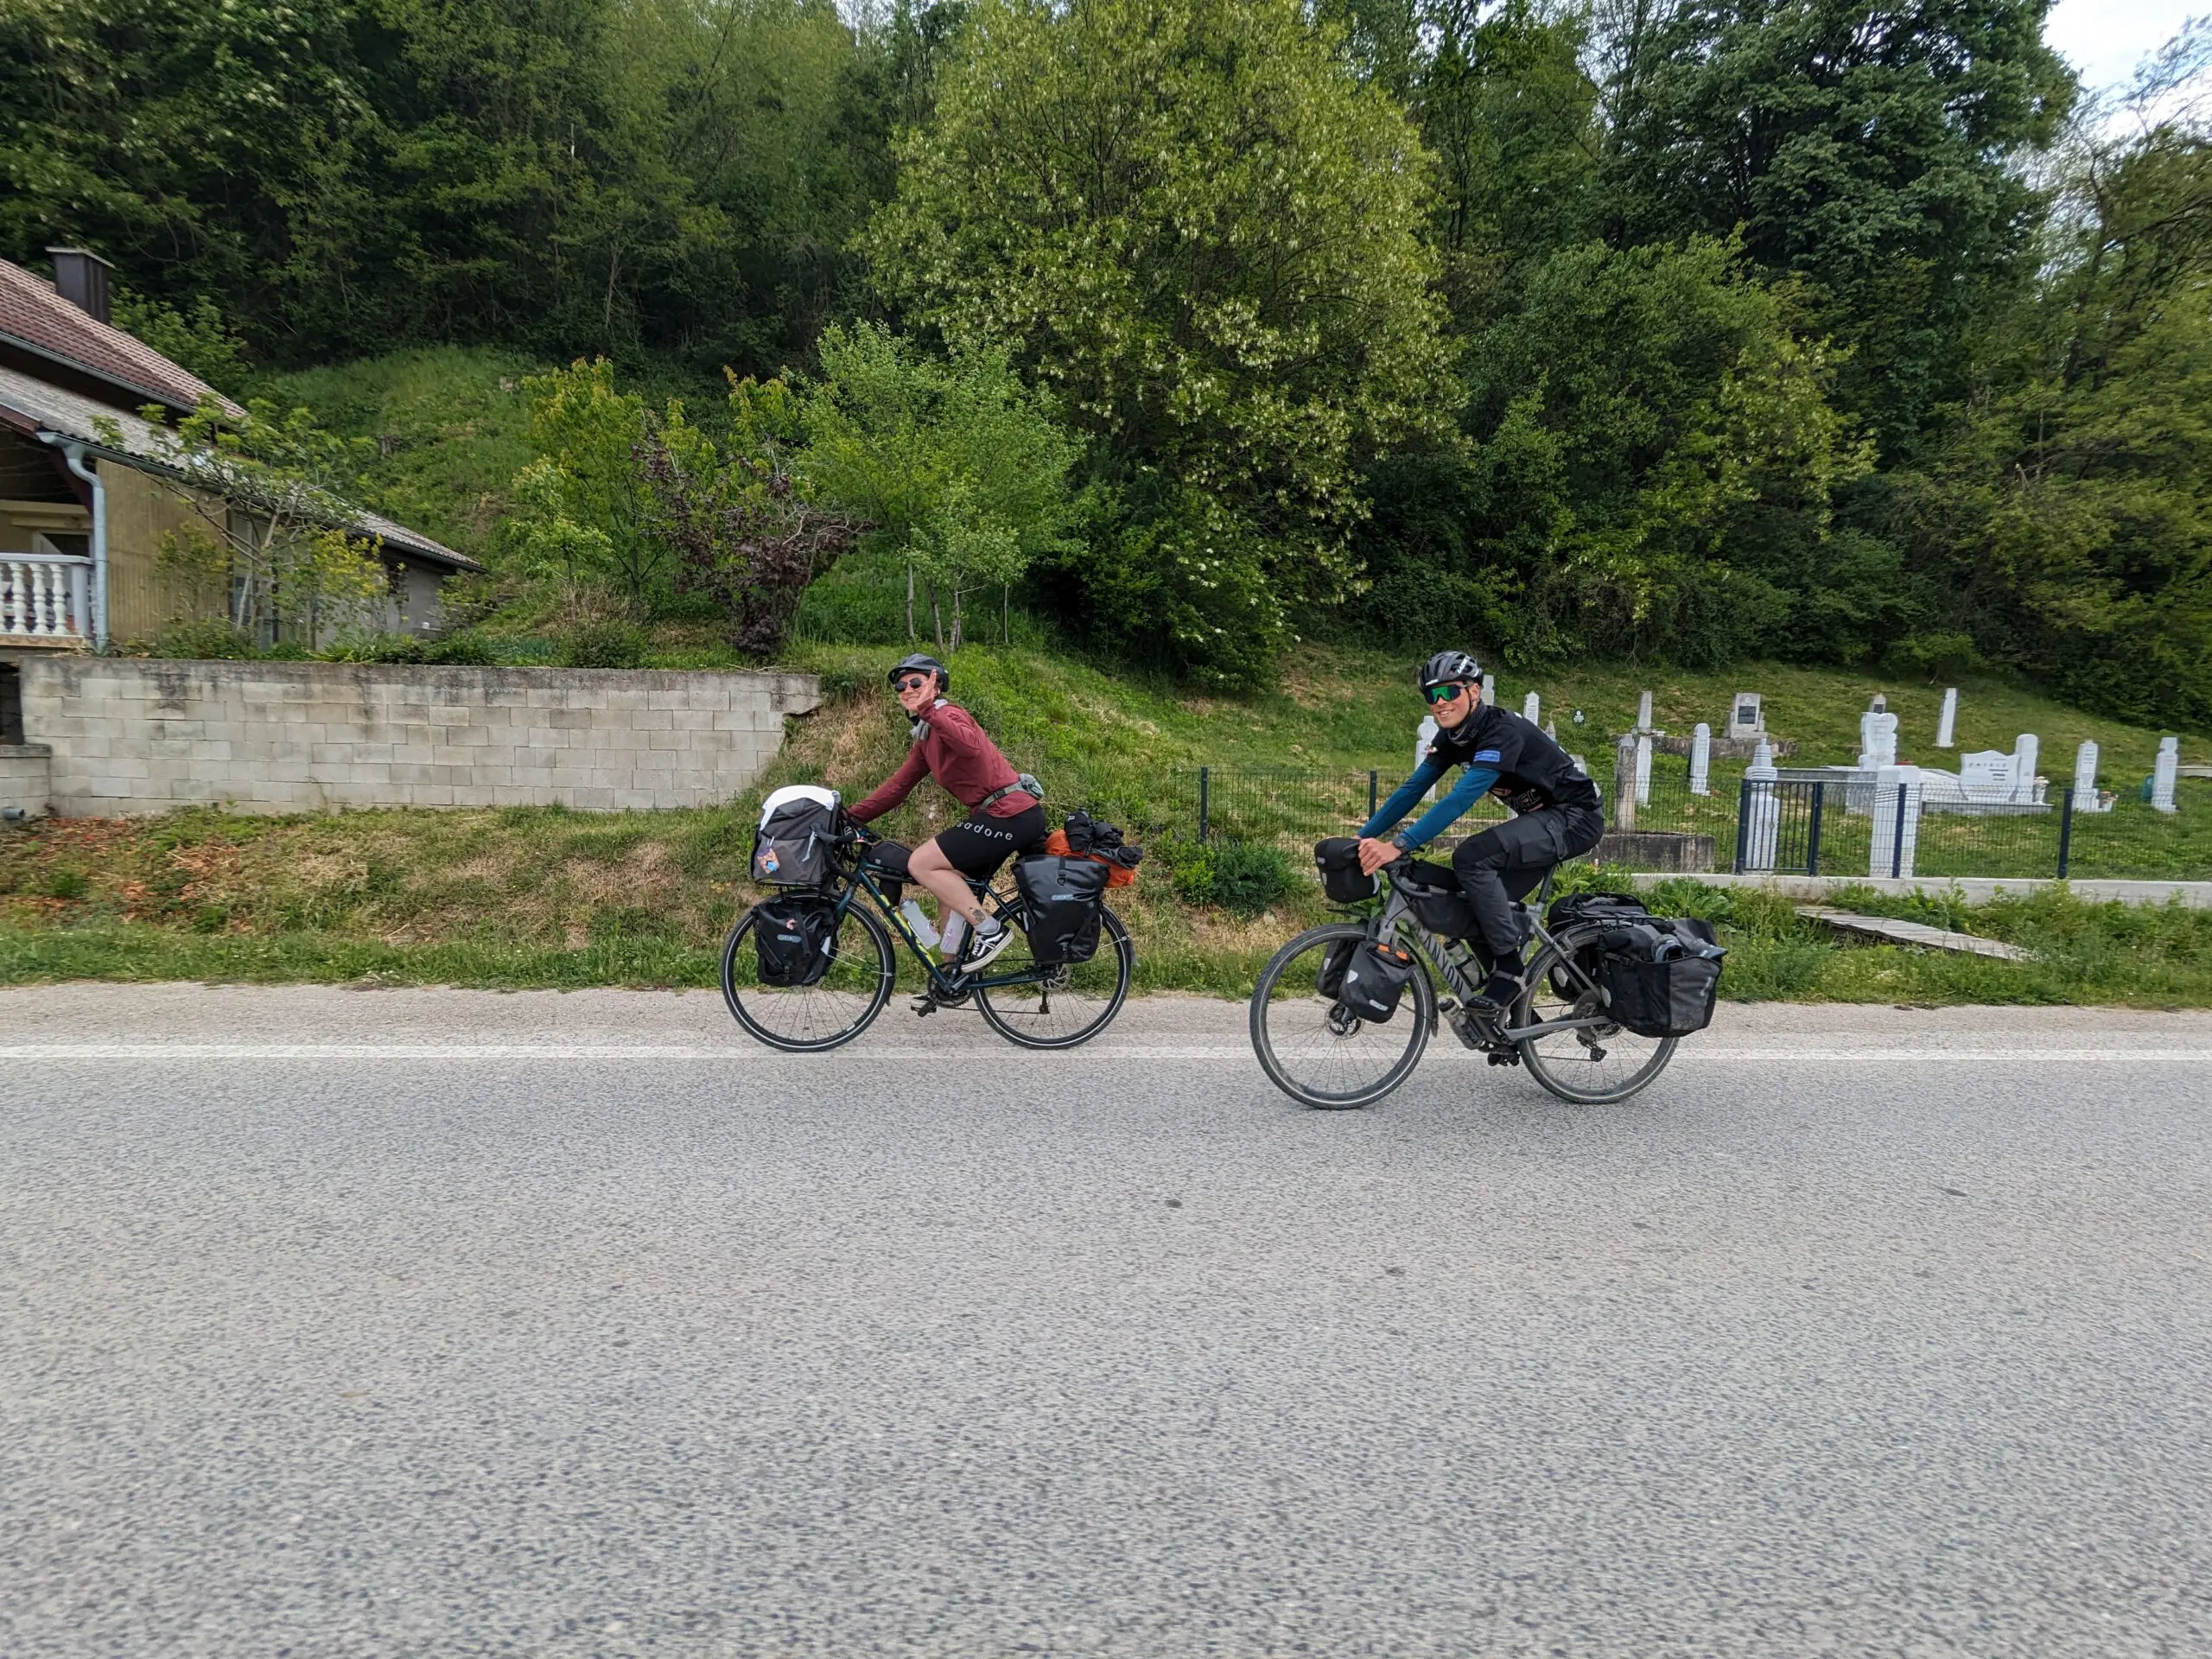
[1625,872,2212,907]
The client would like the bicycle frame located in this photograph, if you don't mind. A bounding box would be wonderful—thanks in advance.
[824,845,1054,1001]
[1364,867,1616,1045]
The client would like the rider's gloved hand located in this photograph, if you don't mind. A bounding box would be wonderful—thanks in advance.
[1355,836,1404,877]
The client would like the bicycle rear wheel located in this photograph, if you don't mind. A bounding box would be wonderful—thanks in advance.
[721,898,895,1052]
[1249,923,1433,1109]
[974,906,1134,1048]
[1515,933,1677,1103]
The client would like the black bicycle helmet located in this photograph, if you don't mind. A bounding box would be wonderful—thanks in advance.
[888,652,950,692]
[1418,650,1482,692]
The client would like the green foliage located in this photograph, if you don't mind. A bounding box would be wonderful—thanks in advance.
[511,359,658,608]
[1162,837,1298,918]
[556,620,652,669]
[798,322,1080,650]
[110,290,251,396]
[1599,0,2075,457]
[144,619,264,661]
[868,0,1459,677]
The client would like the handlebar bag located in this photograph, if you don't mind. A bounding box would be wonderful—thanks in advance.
[1014,854,1113,966]
[1395,861,1478,938]
[1338,939,1418,1023]
[753,785,841,887]
[1314,837,1378,903]
[753,894,838,987]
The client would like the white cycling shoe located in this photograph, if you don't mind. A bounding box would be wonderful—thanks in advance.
[959,918,1016,973]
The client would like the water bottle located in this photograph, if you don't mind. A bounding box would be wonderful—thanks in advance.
[900,899,940,950]
[941,912,969,960]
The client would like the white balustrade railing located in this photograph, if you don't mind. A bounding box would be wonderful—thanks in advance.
[0,554,92,643]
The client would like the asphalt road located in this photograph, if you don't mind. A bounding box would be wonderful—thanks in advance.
[3,987,2209,1657]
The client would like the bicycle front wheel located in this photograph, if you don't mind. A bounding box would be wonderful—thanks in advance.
[975,906,1134,1049]
[1516,934,1678,1104]
[1249,923,1433,1109]
[721,898,896,1052]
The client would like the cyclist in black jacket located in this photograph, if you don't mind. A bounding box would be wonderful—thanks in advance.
[1357,652,1605,1015]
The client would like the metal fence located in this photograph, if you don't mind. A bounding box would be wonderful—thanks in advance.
[1156,756,2210,881]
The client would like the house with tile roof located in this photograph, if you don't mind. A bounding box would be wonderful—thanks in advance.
[0,250,483,653]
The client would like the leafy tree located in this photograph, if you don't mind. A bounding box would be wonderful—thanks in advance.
[510,359,661,609]
[1597,0,2075,457]
[797,323,1080,652]
[867,0,1459,679]
[638,379,864,655]
[138,398,396,650]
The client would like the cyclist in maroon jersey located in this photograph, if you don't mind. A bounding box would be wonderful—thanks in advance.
[846,653,1045,971]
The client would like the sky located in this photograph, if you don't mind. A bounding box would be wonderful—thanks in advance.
[2044,0,2199,92]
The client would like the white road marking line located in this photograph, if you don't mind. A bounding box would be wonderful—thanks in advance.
[1,1043,2206,1063]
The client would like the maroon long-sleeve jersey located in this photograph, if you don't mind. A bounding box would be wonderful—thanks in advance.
[847,700,1038,824]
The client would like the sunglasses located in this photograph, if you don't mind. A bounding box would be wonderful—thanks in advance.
[1424,683,1471,705]
[894,675,933,694]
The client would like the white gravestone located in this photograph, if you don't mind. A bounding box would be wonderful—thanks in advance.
[2153,736,2179,813]
[1741,740,1780,871]
[1859,710,1899,769]
[1870,767,1923,880]
[1481,673,1495,707]
[1936,687,1958,748]
[1636,731,1653,806]
[1689,722,1712,796]
[1959,750,2015,803]
[2013,734,2040,804]
[1637,689,1654,730]
[2072,740,2105,812]
[1522,690,1540,723]
[1730,693,1764,740]
[1415,715,1438,803]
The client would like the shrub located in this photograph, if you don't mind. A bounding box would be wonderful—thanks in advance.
[556,621,652,669]
[146,619,262,659]
[329,632,500,666]
[1168,837,1295,917]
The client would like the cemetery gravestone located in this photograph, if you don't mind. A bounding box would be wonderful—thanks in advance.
[2072,740,2104,811]
[1960,751,2015,802]
[1859,709,1899,769]
[1741,740,1780,871]
[2013,734,2040,804]
[1730,693,1764,741]
[1690,722,1712,796]
[2153,736,2179,813]
[1936,688,1958,748]
[1522,690,1540,723]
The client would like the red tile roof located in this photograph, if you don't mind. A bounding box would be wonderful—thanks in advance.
[0,258,245,419]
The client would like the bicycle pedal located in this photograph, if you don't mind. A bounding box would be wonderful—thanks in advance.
[1486,1049,1522,1067]
[910,996,938,1018]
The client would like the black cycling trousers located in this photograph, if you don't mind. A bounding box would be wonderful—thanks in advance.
[1449,807,1605,961]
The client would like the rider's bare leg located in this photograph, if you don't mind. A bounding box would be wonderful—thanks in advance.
[908,837,990,927]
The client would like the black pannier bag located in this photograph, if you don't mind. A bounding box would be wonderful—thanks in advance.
[1338,939,1419,1023]
[753,785,841,887]
[1599,920,1725,1038]
[1395,861,1478,938]
[1545,890,1651,931]
[1314,837,1378,903]
[754,895,838,987]
[1314,936,1361,1000]
[1014,855,1113,966]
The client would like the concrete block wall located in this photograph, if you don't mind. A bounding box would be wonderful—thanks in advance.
[3,656,819,816]
[0,742,50,816]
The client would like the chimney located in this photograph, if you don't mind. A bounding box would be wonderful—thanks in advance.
[47,247,113,325]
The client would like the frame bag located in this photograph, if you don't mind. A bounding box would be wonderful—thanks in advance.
[753,895,838,987]
[1338,939,1419,1023]
[1314,837,1378,903]
[1014,855,1113,966]
[1395,861,1478,938]
[753,785,841,887]
[1599,919,1724,1038]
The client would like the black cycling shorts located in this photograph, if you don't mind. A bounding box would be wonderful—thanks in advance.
[932,804,1047,878]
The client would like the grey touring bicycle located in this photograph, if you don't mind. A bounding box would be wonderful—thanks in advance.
[1248,845,1723,1109]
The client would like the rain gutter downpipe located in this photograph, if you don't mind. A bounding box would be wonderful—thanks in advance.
[39,435,108,652]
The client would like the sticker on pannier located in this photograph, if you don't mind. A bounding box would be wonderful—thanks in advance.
[1338,939,1418,1023]
[1314,837,1378,903]
[1014,855,1113,966]
[753,785,841,887]
[753,897,837,987]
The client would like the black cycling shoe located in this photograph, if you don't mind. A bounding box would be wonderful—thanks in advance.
[1463,969,1524,1020]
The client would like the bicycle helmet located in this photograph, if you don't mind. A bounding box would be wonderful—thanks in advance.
[1418,650,1482,692]
[888,652,950,693]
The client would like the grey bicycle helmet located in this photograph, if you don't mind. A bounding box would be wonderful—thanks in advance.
[1418,650,1482,692]
[888,652,950,692]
